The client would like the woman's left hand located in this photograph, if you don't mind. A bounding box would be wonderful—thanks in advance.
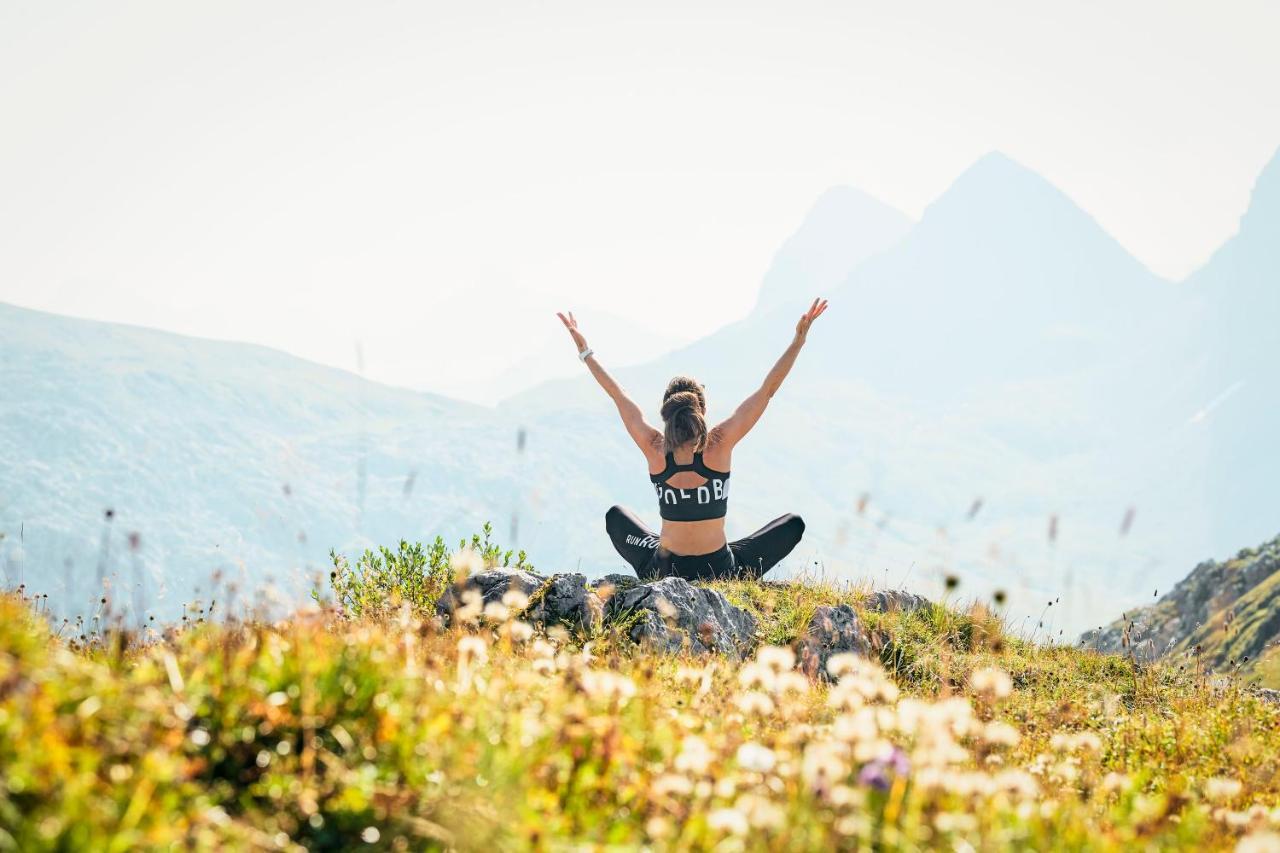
[556,311,589,354]
[795,298,829,341]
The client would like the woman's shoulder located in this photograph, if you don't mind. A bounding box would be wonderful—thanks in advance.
[643,434,668,474]
[702,429,732,470]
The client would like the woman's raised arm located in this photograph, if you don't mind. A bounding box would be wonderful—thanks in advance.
[714,298,828,448]
[557,311,662,455]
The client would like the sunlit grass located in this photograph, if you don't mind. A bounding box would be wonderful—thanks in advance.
[2,564,1280,850]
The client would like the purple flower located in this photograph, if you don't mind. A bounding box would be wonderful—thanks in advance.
[857,747,910,791]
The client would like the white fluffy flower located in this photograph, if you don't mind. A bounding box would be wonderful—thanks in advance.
[736,742,778,773]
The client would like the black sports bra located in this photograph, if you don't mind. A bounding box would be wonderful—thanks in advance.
[650,451,731,521]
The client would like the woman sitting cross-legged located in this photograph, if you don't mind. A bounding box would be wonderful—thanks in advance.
[555,298,827,581]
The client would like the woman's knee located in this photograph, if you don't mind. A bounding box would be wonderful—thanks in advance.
[784,513,806,541]
[605,505,628,533]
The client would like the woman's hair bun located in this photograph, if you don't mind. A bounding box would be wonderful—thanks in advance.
[660,390,701,420]
[660,377,708,453]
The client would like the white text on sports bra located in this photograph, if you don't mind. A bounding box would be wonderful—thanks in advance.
[655,478,728,505]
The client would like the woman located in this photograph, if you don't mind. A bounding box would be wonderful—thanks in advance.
[556,297,828,581]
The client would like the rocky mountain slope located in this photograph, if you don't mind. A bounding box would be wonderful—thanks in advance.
[1086,533,1280,688]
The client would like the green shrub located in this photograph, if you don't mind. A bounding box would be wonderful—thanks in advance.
[321,523,530,619]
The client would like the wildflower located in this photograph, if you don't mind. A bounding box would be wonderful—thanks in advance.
[1050,731,1102,754]
[580,669,636,702]
[1238,832,1280,853]
[506,620,533,642]
[530,639,557,659]
[934,811,978,833]
[707,807,749,836]
[501,589,529,610]
[802,742,848,790]
[970,666,1013,700]
[645,816,674,839]
[1207,777,1243,802]
[455,589,483,624]
[675,665,706,685]
[736,691,775,716]
[738,661,777,692]
[736,742,778,773]
[982,721,1020,748]
[833,708,879,743]
[992,769,1039,799]
[774,670,810,694]
[530,657,555,675]
[675,736,714,775]
[457,635,488,664]
[757,645,796,672]
[1101,771,1130,793]
[827,653,862,678]
[853,737,896,764]
[482,601,510,623]
[857,746,909,791]
[652,773,694,797]
[1074,731,1102,752]
[450,548,484,582]
[735,793,785,829]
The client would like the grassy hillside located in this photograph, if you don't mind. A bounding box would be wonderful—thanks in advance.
[3,559,1280,850]
[1089,535,1280,689]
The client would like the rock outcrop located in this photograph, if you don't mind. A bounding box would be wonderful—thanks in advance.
[800,604,871,678]
[865,590,931,614]
[604,576,758,657]
[1085,534,1280,683]
[437,569,936,665]
[437,569,757,656]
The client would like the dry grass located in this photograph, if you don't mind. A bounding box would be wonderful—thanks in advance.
[2,578,1280,851]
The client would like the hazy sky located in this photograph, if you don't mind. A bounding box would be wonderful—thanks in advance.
[3,1,1278,401]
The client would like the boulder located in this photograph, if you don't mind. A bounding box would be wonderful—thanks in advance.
[524,572,603,632]
[605,576,757,657]
[435,568,545,618]
[865,590,931,614]
[800,604,872,679]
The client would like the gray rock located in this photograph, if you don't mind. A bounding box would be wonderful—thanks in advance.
[800,604,872,679]
[435,568,546,618]
[591,573,642,594]
[524,572,603,632]
[605,576,757,657]
[864,590,931,614]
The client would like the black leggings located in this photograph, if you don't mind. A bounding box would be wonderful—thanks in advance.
[605,505,805,581]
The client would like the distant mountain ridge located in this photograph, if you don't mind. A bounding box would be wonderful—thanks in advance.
[1190,146,1280,552]
[3,148,1279,636]
[754,186,913,314]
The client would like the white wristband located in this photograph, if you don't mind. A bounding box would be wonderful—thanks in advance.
[578,347,594,362]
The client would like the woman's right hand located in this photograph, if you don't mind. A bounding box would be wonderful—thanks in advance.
[556,311,589,354]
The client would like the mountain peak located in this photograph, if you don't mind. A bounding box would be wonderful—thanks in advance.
[912,151,1152,278]
[932,151,1068,215]
[754,186,912,313]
